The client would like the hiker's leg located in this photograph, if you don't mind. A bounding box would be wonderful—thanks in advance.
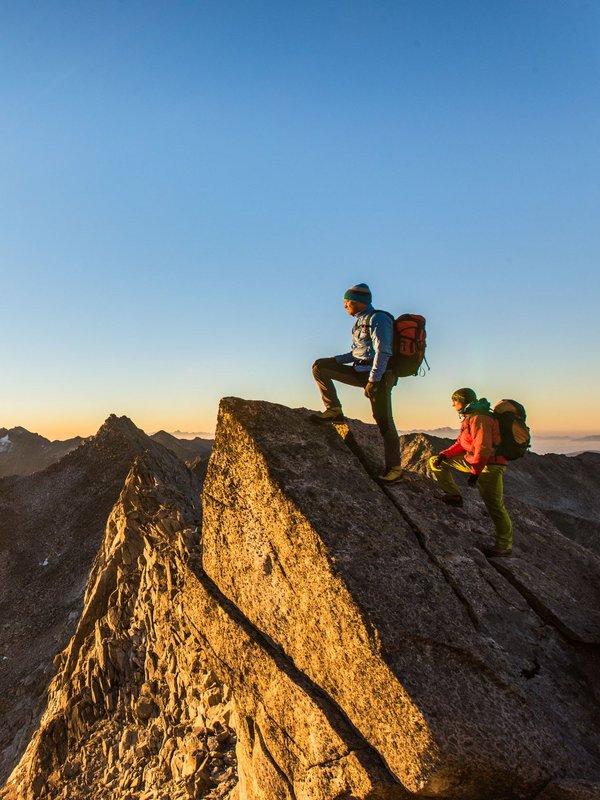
[312,359,364,409]
[429,455,471,496]
[477,466,513,549]
[370,372,400,470]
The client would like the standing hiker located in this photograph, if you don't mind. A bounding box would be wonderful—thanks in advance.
[429,387,513,557]
[311,282,403,484]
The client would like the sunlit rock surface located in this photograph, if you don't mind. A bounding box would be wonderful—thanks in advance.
[203,398,600,799]
[2,400,599,800]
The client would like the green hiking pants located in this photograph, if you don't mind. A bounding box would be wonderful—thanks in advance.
[429,455,513,550]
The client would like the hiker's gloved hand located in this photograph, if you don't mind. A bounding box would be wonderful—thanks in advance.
[432,454,447,469]
[467,473,479,488]
[364,381,379,400]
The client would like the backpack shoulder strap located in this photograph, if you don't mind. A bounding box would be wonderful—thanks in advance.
[365,309,394,327]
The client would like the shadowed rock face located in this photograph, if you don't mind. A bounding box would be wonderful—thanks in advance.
[150,430,214,486]
[2,399,600,800]
[150,430,213,464]
[0,427,83,479]
[394,430,600,556]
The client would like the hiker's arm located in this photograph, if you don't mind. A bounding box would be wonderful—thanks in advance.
[469,416,495,473]
[369,312,393,382]
[441,440,465,459]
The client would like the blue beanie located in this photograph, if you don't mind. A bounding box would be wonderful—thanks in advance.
[343,283,372,304]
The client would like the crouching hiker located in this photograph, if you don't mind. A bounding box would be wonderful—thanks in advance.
[429,387,513,557]
[311,282,403,484]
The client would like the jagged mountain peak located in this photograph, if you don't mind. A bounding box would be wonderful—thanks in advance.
[150,430,214,467]
[11,426,37,436]
[0,414,202,790]
[87,415,176,465]
[49,420,196,500]
[96,413,145,439]
[150,429,180,445]
[151,428,172,437]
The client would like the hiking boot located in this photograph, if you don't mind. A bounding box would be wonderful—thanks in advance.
[440,494,463,507]
[310,407,344,424]
[483,545,513,558]
[377,465,404,484]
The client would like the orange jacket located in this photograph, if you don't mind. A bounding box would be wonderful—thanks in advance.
[441,413,507,474]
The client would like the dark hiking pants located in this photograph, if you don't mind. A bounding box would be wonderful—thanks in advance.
[312,358,401,470]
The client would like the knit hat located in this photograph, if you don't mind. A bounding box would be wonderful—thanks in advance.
[451,387,477,405]
[343,283,372,304]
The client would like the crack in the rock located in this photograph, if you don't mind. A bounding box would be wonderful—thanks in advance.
[387,629,522,697]
[253,718,298,799]
[334,425,485,634]
[479,568,529,612]
[487,560,592,645]
[403,511,483,631]
[184,559,402,789]
[265,545,297,597]
[333,428,540,696]
[304,748,357,770]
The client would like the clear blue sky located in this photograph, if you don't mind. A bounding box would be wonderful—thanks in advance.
[1,1,598,438]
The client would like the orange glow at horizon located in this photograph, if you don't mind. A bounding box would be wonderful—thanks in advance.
[2,406,598,444]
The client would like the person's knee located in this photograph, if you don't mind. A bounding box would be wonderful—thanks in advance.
[312,358,329,377]
[312,356,336,373]
[429,455,442,472]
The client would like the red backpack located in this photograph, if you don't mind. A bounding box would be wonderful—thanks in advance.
[368,312,428,377]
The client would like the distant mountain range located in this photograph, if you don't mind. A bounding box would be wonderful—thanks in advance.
[0,427,84,478]
[2,423,598,481]
[401,427,600,456]
[400,426,459,438]
[0,426,214,479]
[166,429,215,440]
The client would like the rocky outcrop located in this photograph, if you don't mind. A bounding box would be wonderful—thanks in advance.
[505,450,600,556]
[1,420,403,800]
[2,399,600,800]
[0,415,201,785]
[203,399,600,798]
[1,449,237,800]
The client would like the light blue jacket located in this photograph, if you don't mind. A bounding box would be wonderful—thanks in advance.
[334,305,393,382]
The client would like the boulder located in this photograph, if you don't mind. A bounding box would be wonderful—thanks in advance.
[202,398,600,798]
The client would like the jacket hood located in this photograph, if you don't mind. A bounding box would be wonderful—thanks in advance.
[462,398,491,416]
